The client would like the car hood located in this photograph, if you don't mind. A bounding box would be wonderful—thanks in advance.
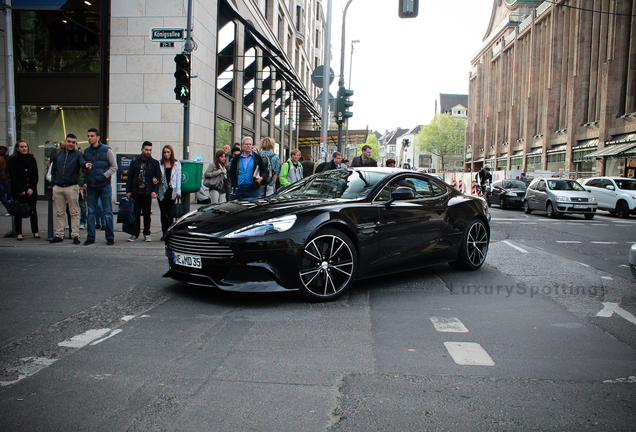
[548,190,592,198]
[502,187,527,192]
[170,196,336,234]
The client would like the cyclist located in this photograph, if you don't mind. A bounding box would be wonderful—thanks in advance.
[476,164,493,203]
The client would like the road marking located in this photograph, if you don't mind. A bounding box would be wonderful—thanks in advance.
[591,224,609,226]
[591,241,618,244]
[576,261,591,268]
[444,342,495,366]
[430,317,469,333]
[0,357,57,387]
[520,222,537,225]
[501,240,528,254]
[490,218,526,221]
[596,302,636,325]
[620,264,630,268]
[557,241,581,244]
[58,328,112,348]
[91,329,124,345]
[603,376,636,384]
[601,276,613,280]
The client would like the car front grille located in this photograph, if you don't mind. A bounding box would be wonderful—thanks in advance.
[570,197,589,202]
[167,234,234,259]
[516,192,526,197]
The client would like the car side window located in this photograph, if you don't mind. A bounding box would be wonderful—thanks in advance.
[598,179,611,188]
[376,176,446,201]
[586,179,599,187]
[538,180,546,190]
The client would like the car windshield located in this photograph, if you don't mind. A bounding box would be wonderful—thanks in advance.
[547,179,586,191]
[278,169,387,199]
[502,180,527,189]
[615,179,636,190]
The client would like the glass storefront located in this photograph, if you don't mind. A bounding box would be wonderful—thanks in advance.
[547,152,565,173]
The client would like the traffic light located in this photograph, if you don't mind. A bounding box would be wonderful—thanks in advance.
[337,85,354,125]
[398,0,418,18]
[174,53,191,103]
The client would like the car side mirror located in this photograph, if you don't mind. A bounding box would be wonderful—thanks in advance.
[605,185,615,191]
[393,186,415,201]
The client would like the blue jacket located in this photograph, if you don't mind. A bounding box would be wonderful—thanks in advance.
[126,155,162,195]
[84,142,116,188]
[51,149,88,187]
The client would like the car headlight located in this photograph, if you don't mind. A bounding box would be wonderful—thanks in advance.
[555,195,570,202]
[224,215,297,238]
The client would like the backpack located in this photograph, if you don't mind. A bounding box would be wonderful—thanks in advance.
[261,152,274,184]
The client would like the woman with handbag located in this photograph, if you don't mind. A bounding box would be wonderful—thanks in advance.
[204,150,231,203]
[8,141,40,241]
[157,145,181,241]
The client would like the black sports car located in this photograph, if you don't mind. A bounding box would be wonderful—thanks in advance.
[487,179,528,209]
[164,168,491,301]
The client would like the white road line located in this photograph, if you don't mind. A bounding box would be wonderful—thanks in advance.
[430,317,469,333]
[490,218,526,221]
[520,222,537,225]
[501,240,529,254]
[591,241,618,244]
[58,328,112,348]
[91,329,123,345]
[556,241,582,244]
[601,276,613,280]
[576,261,591,268]
[444,342,495,366]
[596,302,636,325]
[0,357,58,387]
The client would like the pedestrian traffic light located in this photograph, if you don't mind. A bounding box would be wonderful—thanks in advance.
[174,53,191,103]
[337,85,354,125]
[398,0,418,18]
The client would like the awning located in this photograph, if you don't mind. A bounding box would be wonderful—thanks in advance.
[221,0,321,119]
[584,142,636,159]
[511,150,524,156]
[547,144,567,154]
[527,147,543,155]
[473,158,484,163]
[497,153,508,159]
[572,138,598,150]
[606,132,636,145]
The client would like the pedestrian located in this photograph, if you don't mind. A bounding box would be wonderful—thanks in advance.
[157,145,181,241]
[7,140,40,241]
[126,141,162,242]
[351,145,378,167]
[229,137,269,201]
[204,149,231,204]
[301,154,315,178]
[0,146,11,214]
[49,134,92,244]
[223,144,231,157]
[403,158,411,169]
[322,152,343,172]
[83,128,117,245]
[520,172,528,182]
[279,149,304,188]
[386,158,396,168]
[258,137,281,196]
[343,159,350,168]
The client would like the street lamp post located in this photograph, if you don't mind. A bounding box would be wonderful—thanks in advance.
[344,39,360,158]
[337,0,355,154]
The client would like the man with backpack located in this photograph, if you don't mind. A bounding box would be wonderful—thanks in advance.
[279,149,303,188]
[258,137,280,196]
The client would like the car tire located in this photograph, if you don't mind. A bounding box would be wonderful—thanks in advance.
[546,202,559,219]
[453,218,489,271]
[632,264,636,280]
[584,213,595,220]
[616,201,630,219]
[298,228,357,301]
[500,196,508,210]
[523,200,532,214]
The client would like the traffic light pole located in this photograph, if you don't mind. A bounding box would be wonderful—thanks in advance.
[182,0,193,212]
[337,0,354,154]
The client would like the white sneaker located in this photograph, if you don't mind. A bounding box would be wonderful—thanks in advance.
[79,222,86,230]
[127,235,138,242]
[144,235,151,242]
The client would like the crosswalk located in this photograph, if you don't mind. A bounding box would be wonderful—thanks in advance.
[430,316,495,366]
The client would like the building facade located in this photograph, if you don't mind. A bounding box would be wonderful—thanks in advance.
[465,0,636,179]
[0,0,326,196]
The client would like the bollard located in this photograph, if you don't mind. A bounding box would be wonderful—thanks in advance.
[46,185,54,241]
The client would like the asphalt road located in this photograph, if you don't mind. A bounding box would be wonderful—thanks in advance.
[0,203,635,431]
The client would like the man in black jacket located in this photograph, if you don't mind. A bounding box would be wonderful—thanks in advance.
[126,141,162,242]
[229,137,269,200]
[322,152,343,172]
[50,134,92,244]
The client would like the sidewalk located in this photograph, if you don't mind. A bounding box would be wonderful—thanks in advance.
[0,198,200,249]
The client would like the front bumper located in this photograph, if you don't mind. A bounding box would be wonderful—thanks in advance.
[555,203,598,214]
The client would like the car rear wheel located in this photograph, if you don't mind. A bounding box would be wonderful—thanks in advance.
[299,228,357,301]
[523,200,532,214]
[546,202,559,218]
[500,196,508,210]
[631,265,636,280]
[616,201,630,219]
[453,218,489,271]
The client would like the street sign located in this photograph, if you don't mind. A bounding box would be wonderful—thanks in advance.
[150,28,186,41]
[311,66,335,88]
[160,42,175,48]
[316,91,335,112]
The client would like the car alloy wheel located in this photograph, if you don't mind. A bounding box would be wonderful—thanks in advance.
[299,228,357,301]
[455,219,489,270]
[546,202,558,219]
[500,196,508,210]
[524,200,532,214]
[616,201,630,219]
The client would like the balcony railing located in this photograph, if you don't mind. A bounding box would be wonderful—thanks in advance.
[519,14,533,33]
[536,1,551,17]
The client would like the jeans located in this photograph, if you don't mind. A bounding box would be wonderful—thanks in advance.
[133,191,152,236]
[158,190,175,235]
[86,185,114,240]
[234,186,260,201]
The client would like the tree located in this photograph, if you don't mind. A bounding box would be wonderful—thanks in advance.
[357,134,380,160]
[415,114,465,171]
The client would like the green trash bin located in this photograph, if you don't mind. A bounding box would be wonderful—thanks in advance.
[180,160,204,194]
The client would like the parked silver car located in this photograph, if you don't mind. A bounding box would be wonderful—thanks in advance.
[630,243,636,279]
[580,177,636,218]
[524,178,598,219]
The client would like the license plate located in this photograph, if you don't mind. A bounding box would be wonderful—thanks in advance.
[173,252,202,268]
[572,204,588,209]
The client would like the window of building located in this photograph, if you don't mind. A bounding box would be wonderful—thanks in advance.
[217,19,236,97]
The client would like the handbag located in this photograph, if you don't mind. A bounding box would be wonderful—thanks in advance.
[169,197,187,218]
[7,200,32,218]
[117,197,136,225]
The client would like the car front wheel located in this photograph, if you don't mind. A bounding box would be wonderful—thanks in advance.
[299,228,357,301]
[453,218,489,271]
[546,202,559,218]
[616,201,630,219]
[524,200,532,214]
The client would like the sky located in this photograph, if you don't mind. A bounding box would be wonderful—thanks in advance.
[326,0,494,134]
